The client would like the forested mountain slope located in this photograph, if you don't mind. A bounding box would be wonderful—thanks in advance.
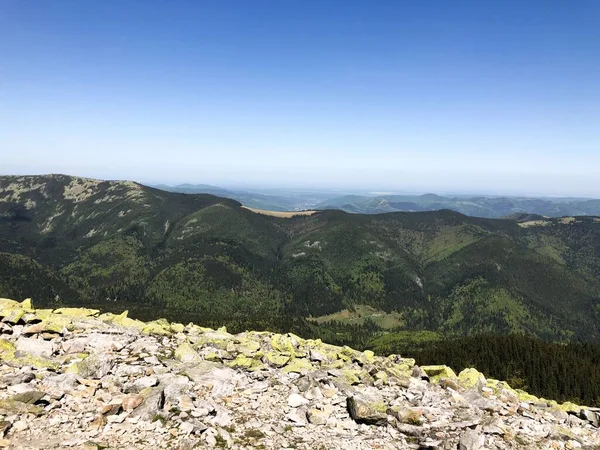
[1,174,600,342]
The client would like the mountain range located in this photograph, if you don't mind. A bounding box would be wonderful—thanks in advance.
[315,193,600,218]
[152,183,335,212]
[2,174,600,348]
[154,183,600,218]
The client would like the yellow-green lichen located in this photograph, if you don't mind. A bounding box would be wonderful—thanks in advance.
[142,320,172,336]
[421,365,457,383]
[458,368,486,390]
[2,307,26,323]
[226,354,263,371]
[174,342,202,363]
[271,334,307,357]
[264,352,291,368]
[281,358,313,374]
[170,323,185,333]
[53,307,100,318]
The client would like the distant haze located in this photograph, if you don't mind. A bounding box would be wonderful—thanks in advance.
[1,1,599,197]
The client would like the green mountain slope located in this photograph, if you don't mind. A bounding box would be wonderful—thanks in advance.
[1,175,600,342]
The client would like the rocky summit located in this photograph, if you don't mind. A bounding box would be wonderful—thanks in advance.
[0,298,598,449]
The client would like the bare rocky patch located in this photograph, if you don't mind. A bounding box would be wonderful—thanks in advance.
[62,178,103,203]
[243,207,318,218]
[518,220,552,228]
[0,298,597,449]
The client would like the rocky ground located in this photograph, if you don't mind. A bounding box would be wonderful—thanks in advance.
[0,298,599,449]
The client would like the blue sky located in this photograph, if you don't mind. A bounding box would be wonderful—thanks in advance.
[1,1,599,196]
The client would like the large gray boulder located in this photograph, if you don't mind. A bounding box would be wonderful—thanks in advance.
[15,337,53,359]
[346,389,387,426]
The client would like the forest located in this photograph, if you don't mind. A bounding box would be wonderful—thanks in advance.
[375,333,600,407]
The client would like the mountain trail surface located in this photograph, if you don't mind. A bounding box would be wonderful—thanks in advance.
[0,298,598,449]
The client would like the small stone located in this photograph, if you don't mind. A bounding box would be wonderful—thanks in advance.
[179,421,195,435]
[288,393,309,408]
[286,408,308,425]
[11,420,28,433]
[122,394,144,410]
[304,386,323,400]
[107,413,126,423]
[68,354,114,379]
[99,403,121,416]
[132,386,165,421]
[179,395,194,412]
[130,376,159,392]
[459,429,485,450]
[309,348,327,362]
[0,421,10,437]
[10,390,45,405]
[421,365,457,383]
[580,409,600,427]
[296,376,313,393]
[307,406,333,425]
[2,372,35,386]
[91,415,107,428]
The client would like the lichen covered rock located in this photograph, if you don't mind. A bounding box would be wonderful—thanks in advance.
[174,342,202,363]
[421,364,457,382]
[458,368,486,390]
[346,390,387,426]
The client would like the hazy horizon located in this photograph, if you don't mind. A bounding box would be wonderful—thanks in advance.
[1,1,599,197]
[2,170,598,200]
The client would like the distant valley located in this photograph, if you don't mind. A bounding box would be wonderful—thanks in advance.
[152,183,336,212]
[155,183,600,218]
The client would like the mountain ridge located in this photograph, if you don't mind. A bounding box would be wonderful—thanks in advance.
[1,174,600,345]
[316,193,600,218]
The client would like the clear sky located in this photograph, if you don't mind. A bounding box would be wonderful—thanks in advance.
[1,1,599,196]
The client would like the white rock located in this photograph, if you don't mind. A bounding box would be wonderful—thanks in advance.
[179,421,195,435]
[15,337,53,359]
[459,429,485,450]
[288,393,309,407]
[11,420,28,432]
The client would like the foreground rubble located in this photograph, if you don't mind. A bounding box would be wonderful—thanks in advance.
[0,298,599,449]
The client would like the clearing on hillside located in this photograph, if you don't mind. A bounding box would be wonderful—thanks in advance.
[243,206,318,218]
[309,305,405,329]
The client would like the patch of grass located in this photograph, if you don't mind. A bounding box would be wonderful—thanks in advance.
[151,413,167,424]
[244,429,265,439]
[310,305,404,329]
[215,434,228,448]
